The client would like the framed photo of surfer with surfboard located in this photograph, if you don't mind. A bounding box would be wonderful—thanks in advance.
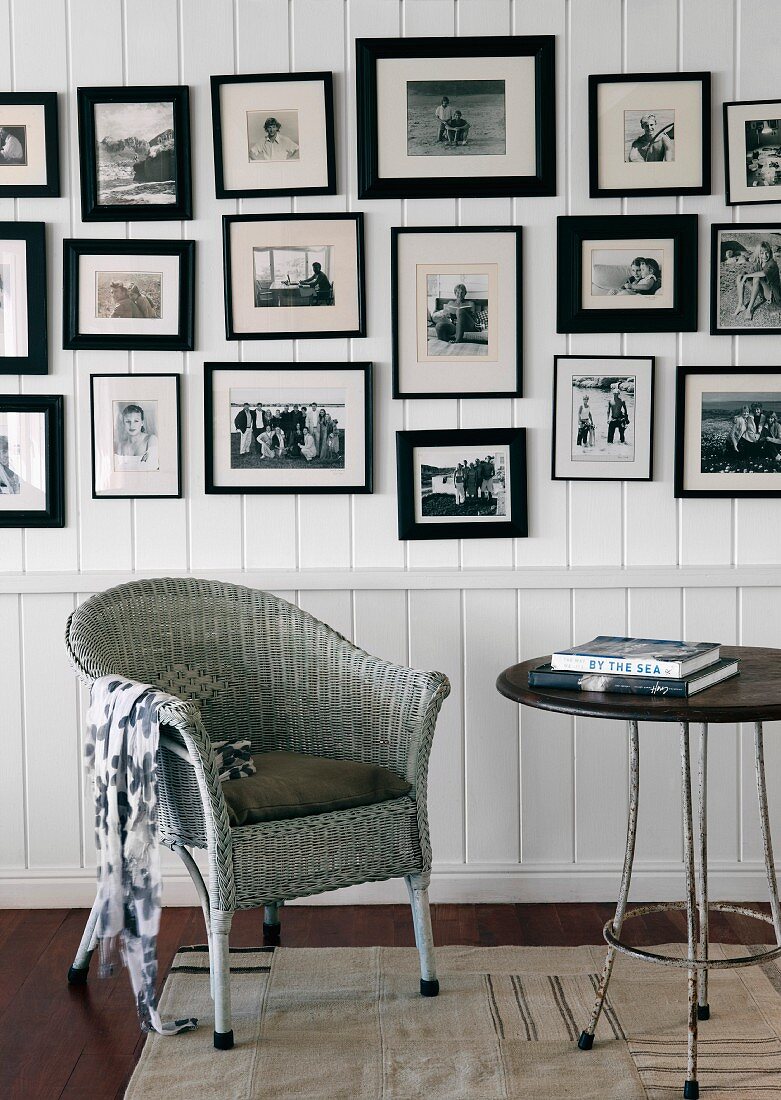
[588,72,711,198]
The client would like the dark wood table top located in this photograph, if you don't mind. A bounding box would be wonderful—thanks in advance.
[496,646,781,723]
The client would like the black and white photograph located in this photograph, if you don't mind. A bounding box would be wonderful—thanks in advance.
[419,448,508,520]
[744,119,781,189]
[590,248,665,301]
[406,80,506,157]
[0,125,27,165]
[0,93,59,197]
[571,377,635,460]
[247,111,299,161]
[425,273,489,356]
[113,399,159,473]
[91,374,180,499]
[711,225,781,335]
[724,100,781,206]
[624,110,675,162]
[0,395,63,526]
[230,390,345,472]
[96,271,162,319]
[253,244,334,307]
[0,222,47,374]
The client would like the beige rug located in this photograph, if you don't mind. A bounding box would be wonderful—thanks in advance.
[125,943,781,1098]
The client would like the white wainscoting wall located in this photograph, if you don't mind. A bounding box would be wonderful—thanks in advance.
[2,0,781,908]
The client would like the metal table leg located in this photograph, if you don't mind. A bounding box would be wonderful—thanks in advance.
[681,721,699,1100]
[697,723,709,1021]
[755,721,781,943]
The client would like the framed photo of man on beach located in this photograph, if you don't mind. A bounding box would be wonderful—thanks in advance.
[724,99,781,206]
[0,92,59,198]
[356,36,555,200]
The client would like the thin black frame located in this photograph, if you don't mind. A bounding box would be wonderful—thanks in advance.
[391,225,523,400]
[63,239,195,351]
[90,373,182,500]
[204,362,373,495]
[210,71,336,199]
[675,364,781,499]
[396,427,527,540]
[0,92,60,197]
[588,71,711,199]
[0,221,47,375]
[76,85,192,221]
[222,212,366,341]
[0,394,64,527]
[356,35,556,200]
[551,355,656,482]
[557,214,699,334]
[723,99,781,207]
[710,222,781,336]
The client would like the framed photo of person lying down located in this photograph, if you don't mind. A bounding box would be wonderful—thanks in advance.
[0,222,47,374]
[391,226,522,399]
[552,356,655,482]
[356,35,555,200]
[63,239,195,351]
[0,394,64,527]
[211,71,336,199]
[675,366,781,498]
[711,224,781,336]
[222,212,365,340]
[205,362,372,495]
[557,214,698,333]
[724,99,781,206]
[588,71,711,198]
[0,92,60,198]
[396,427,527,540]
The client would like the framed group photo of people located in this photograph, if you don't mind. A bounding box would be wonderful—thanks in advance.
[0,92,59,198]
[710,223,781,335]
[0,221,47,374]
[0,394,63,527]
[724,99,781,206]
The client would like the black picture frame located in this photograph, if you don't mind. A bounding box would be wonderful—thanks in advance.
[391,225,523,400]
[588,71,711,198]
[356,35,556,200]
[710,222,781,337]
[0,221,47,375]
[557,214,698,334]
[0,92,60,197]
[63,238,195,351]
[222,212,366,341]
[210,71,336,199]
[76,85,192,221]
[396,427,527,540]
[723,99,781,207]
[0,394,64,527]
[204,362,373,495]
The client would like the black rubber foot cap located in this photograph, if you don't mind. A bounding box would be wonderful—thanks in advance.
[578,1031,595,1050]
[697,1003,710,1021]
[67,966,89,986]
[263,922,281,946]
[683,1081,699,1099]
[213,1029,234,1050]
[420,978,439,997]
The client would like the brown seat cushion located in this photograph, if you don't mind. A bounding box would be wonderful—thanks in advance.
[221,750,412,827]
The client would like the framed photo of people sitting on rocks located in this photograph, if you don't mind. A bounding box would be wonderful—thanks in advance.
[552,355,655,482]
[588,72,710,198]
[557,214,698,333]
[710,224,781,336]
[205,362,372,495]
[222,213,365,340]
[0,92,60,198]
[724,100,781,206]
[396,428,527,540]
[0,394,64,527]
[0,222,47,374]
[391,226,522,399]
[356,35,555,200]
[675,366,781,498]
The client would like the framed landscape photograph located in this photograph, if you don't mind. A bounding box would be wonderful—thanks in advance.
[552,355,655,481]
[557,214,698,333]
[710,223,781,335]
[0,92,59,197]
[77,85,192,220]
[205,362,372,494]
[391,226,522,399]
[0,222,47,374]
[588,71,710,198]
[724,99,781,206]
[396,427,527,540]
[63,239,195,351]
[223,212,365,340]
[356,35,555,200]
[0,394,63,527]
[676,366,781,499]
[211,71,335,198]
[90,374,181,500]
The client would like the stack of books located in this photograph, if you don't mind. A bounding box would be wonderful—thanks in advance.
[528,636,739,697]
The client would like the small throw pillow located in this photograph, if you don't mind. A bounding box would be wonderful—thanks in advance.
[212,739,257,782]
[474,308,489,330]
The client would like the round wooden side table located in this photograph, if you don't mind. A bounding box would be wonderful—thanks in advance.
[497,646,781,1100]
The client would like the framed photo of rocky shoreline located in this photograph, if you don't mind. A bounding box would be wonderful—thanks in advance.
[0,221,47,374]
[724,99,781,206]
[77,85,192,221]
[0,92,60,197]
[0,394,63,527]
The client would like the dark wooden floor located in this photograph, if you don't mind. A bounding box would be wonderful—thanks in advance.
[0,902,774,1099]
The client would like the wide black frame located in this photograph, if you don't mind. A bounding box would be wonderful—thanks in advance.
[0,221,47,375]
[588,71,711,199]
[0,394,64,527]
[76,84,192,221]
[557,213,699,334]
[63,238,195,351]
[356,35,556,200]
[396,427,527,540]
[391,225,523,399]
[0,92,60,197]
[723,98,781,207]
[204,361,373,495]
[210,71,336,199]
[222,212,366,341]
[551,355,656,482]
[90,373,182,500]
[710,222,781,337]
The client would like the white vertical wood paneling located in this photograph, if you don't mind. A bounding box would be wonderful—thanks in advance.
[353,589,407,665]
[297,588,353,641]
[0,595,25,867]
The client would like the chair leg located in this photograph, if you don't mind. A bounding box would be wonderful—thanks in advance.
[211,911,234,1049]
[405,874,439,997]
[67,892,102,985]
[263,901,282,946]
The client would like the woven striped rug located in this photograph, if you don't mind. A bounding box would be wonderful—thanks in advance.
[125,943,781,1098]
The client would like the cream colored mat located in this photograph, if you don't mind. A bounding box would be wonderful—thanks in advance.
[125,943,781,1098]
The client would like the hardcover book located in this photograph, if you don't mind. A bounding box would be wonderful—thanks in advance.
[529,658,739,697]
[550,636,721,679]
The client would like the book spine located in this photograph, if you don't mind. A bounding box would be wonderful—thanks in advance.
[550,653,684,678]
[530,668,689,696]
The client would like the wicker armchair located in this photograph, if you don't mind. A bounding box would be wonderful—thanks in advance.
[64,578,450,1049]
